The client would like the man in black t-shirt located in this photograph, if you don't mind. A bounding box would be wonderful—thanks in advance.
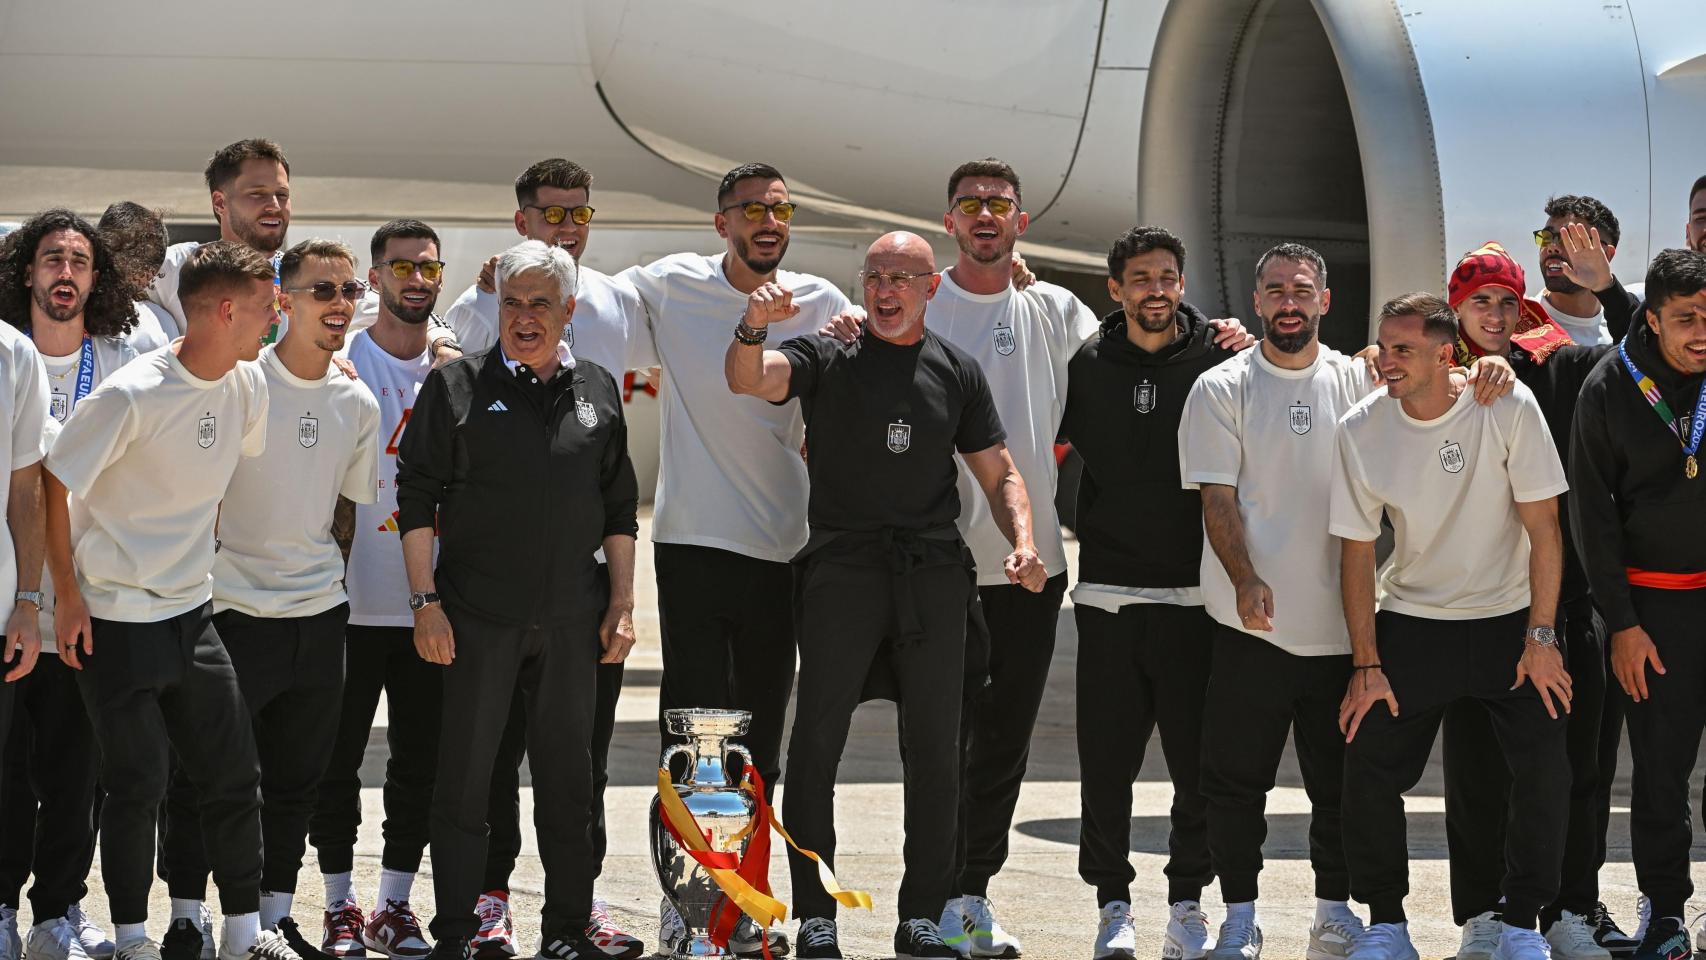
[725,232,1044,960]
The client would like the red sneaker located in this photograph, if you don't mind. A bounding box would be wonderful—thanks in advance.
[470,891,515,960]
[322,900,368,958]
[362,900,432,960]
[585,898,644,960]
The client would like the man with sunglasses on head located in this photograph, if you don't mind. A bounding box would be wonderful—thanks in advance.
[620,162,850,956]
[159,239,379,960]
[308,220,446,960]
[436,158,647,960]
[1531,197,1622,347]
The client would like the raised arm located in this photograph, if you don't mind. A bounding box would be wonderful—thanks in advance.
[724,281,800,402]
[960,442,1044,591]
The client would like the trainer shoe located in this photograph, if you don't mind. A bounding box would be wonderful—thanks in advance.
[273,920,323,960]
[962,896,1020,959]
[361,902,430,960]
[1349,923,1419,960]
[1590,903,1640,958]
[238,931,304,960]
[2,907,21,960]
[1496,926,1554,960]
[1549,912,1613,960]
[423,940,466,960]
[794,918,839,960]
[26,918,91,960]
[470,893,514,960]
[163,910,214,960]
[1633,900,1653,945]
[1631,917,1691,960]
[729,916,790,959]
[937,899,971,958]
[1163,901,1209,960]
[656,900,686,957]
[895,919,957,960]
[113,943,163,960]
[533,931,605,960]
[1309,913,1366,960]
[1461,912,1506,960]
[583,897,642,960]
[1094,901,1137,960]
[1208,916,1262,960]
[321,902,366,960]
[67,906,112,960]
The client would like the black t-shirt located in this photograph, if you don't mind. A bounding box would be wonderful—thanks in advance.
[780,329,1005,533]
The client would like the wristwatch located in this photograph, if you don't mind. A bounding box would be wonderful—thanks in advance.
[13,591,41,609]
[408,591,440,612]
[1523,626,1559,648]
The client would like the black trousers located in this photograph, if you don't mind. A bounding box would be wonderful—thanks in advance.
[0,652,96,918]
[783,560,968,923]
[1593,630,1625,888]
[164,605,349,898]
[77,604,263,922]
[1075,602,1214,907]
[1344,609,1568,931]
[1200,626,1350,904]
[954,574,1067,897]
[309,624,442,877]
[1622,586,1706,919]
[429,604,599,942]
[655,543,794,798]
[1441,599,1608,925]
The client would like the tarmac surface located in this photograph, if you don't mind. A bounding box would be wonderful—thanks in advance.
[62,517,1706,960]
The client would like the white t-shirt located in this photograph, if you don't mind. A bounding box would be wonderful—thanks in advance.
[621,253,852,562]
[39,336,138,424]
[127,301,175,352]
[1,324,51,610]
[148,241,286,342]
[344,329,435,626]
[1539,293,1611,346]
[44,349,268,622]
[1179,346,1375,656]
[927,273,1099,585]
[443,267,643,377]
[1329,383,1568,620]
[213,346,380,619]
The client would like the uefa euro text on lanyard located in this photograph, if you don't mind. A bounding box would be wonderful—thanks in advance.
[1619,337,1706,479]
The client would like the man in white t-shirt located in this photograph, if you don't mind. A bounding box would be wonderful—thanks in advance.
[308,221,444,960]
[98,201,177,352]
[1533,196,1621,346]
[1333,292,1571,960]
[436,159,646,960]
[0,209,139,960]
[159,240,378,960]
[44,241,275,960]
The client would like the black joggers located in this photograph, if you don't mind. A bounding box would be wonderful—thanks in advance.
[0,651,98,920]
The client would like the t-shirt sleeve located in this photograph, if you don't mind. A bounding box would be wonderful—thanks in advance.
[240,366,269,459]
[777,335,824,402]
[954,355,1006,454]
[445,287,498,357]
[1178,373,1241,489]
[42,383,135,498]
[10,341,50,470]
[617,264,662,370]
[342,390,381,504]
[1506,392,1570,502]
[1328,421,1383,542]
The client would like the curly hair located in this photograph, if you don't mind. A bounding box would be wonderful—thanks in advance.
[1545,194,1620,248]
[0,209,136,337]
[98,201,169,295]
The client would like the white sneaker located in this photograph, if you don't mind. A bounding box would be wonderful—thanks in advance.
[1163,902,1208,960]
[1348,923,1419,960]
[1460,912,1505,960]
[25,919,90,960]
[1,907,21,960]
[937,898,971,958]
[1208,916,1262,960]
[1095,902,1138,960]
[656,899,686,957]
[1309,914,1366,960]
[1632,898,1651,944]
[1547,912,1612,960]
[1495,925,1553,960]
[962,896,1020,959]
[67,906,112,960]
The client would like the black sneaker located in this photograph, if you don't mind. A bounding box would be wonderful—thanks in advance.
[532,931,603,960]
[161,920,206,960]
[425,939,468,960]
[1633,917,1692,960]
[894,919,957,960]
[1592,903,1641,958]
[794,918,840,960]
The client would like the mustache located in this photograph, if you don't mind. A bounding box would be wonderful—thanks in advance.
[1271,310,1309,322]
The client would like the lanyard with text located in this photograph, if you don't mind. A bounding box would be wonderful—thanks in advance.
[1618,338,1706,479]
[30,333,96,421]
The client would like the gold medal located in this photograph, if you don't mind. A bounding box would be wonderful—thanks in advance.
[1689,455,1699,479]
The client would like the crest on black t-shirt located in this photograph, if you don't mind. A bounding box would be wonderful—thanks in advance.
[1439,441,1465,474]
[299,415,319,448]
[993,325,1016,356]
[1289,404,1311,435]
[198,415,216,449]
[562,323,575,348]
[576,399,598,428]
[1134,382,1156,414]
[886,421,912,453]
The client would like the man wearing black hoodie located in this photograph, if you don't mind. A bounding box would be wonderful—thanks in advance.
[1061,226,1236,960]
[1569,248,1706,960]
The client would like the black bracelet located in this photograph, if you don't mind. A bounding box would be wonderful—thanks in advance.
[733,320,767,346]
[1354,663,1382,671]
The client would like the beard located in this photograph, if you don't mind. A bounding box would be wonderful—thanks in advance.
[735,232,788,275]
[956,228,1013,265]
[33,282,86,323]
[229,212,288,254]
[382,286,437,325]
[1128,298,1178,333]
[1264,310,1319,354]
[1543,261,1581,294]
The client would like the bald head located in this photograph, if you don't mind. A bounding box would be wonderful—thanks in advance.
[865,231,936,273]
[861,231,940,345]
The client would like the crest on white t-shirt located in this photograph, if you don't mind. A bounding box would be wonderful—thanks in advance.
[50,393,68,423]
[1439,441,1465,474]
[1289,404,1312,435]
[197,415,216,449]
[562,323,575,348]
[575,399,598,428]
[299,415,319,448]
[993,325,1016,356]
[1134,382,1156,414]
[886,421,912,453]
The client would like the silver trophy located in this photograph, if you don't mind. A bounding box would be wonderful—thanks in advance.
[650,708,760,958]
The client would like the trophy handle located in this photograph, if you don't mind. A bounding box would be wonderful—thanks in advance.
[661,743,695,783]
[725,744,757,788]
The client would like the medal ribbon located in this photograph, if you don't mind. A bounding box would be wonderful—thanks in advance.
[1618,338,1706,460]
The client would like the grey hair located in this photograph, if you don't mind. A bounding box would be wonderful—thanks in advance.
[495,239,577,303]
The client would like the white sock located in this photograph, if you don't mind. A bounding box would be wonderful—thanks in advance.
[260,892,292,931]
[221,912,261,957]
[1316,900,1356,925]
[170,899,204,924]
[1225,901,1257,924]
[323,872,354,907]
[376,869,414,909]
[114,923,147,947]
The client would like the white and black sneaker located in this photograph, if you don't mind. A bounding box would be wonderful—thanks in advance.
[1589,904,1639,959]
[1208,916,1262,960]
[1163,901,1209,960]
[961,897,1020,959]
[531,932,602,960]
[794,918,840,960]
[1094,902,1138,960]
[162,912,213,960]
[1460,912,1505,960]
[1309,914,1366,960]
[242,931,304,960]
[895,919,958,960]
[938,899,971,958]
[67,907,112,960]
[656,900,686,958]
[728,917,790,959]
[1548,911,1613,960]
[25,918,91,960]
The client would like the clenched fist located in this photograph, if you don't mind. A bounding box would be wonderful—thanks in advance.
[745,282,801,329]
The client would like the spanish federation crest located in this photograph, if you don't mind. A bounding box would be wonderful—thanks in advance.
[1134,382,1156,414]
[197,415,216,449]
[993,325,1016,357]
[1289,403,1312,435]
[1439,441,1465,474]
[298,415,318,448]
[575,399,598,428]
[886,421,912,453]
[562,323,575,348]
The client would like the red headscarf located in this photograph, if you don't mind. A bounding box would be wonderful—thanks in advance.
[1448,241,1572,365]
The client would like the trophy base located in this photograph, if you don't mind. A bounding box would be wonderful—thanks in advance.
[662,935,736,957]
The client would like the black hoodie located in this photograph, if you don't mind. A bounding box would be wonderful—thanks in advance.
[1569,320,1706,632]
[1059,302,1236,588]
